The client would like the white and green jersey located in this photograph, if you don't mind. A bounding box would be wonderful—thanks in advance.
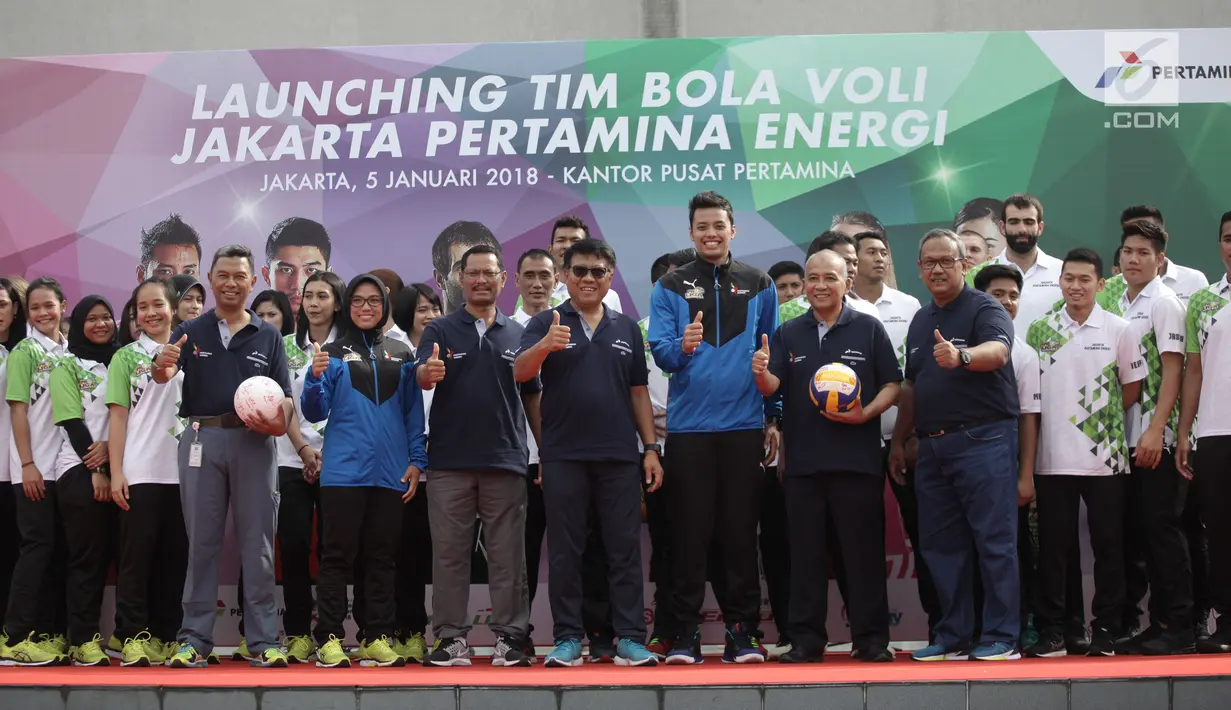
[640,316,669,448]
[5,330,70,481]
[106,335,184,485]
[1012,337,1042,415]
[1027,305,1144,476]
[1186,276,1231,440]
[0,344,11,483]
[276,329,336,469]
[780,294,878,324]
[868,287,921,439]
[1106,277,1187,448]
[515,282,623,315]
[968,248,1065,338]
[50,354,110,478]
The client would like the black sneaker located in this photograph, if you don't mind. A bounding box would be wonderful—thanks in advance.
[1198,625,1231,654]
[1195,613,1213,642]
[423,637,471,666]
[722,623,766,664]
[1024,629,1067,658]
[1141,629,1196,656]
[519,636,536,661]
[1065,627,1090,655]
[492,635,532,667]
[851,645,895,663]
[1087,627,1116,657]
[1115,620,1142,646]
[1118,624,1162,655]
[779,646,824,663]
[587,633,615,664]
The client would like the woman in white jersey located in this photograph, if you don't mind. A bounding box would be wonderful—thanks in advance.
[107,278,187,667]
[50,295,119,666]
[272,271,344,663]
[2,277,71,665]
[0,278,27,644]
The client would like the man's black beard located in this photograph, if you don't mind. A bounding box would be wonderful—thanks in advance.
[1006,233,1038,255]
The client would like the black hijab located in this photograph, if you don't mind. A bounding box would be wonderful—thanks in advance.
[68,295,119,366]
[341,274,390,342]
[170,274,205,303]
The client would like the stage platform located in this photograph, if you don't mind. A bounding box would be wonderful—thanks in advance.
[2,653,1230,710]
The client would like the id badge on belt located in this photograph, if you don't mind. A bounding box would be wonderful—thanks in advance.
[188,422,203,468]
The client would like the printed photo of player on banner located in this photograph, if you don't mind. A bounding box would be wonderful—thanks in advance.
[0,28,1228,647]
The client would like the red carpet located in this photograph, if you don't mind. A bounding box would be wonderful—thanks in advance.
[4,654,1231,687]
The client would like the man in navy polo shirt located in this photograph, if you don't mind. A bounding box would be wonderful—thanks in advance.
[152,244,293,668]
[514,239,663,667]
[890,229,1020,662]
[755,250,901,663]
[416,243,541,668]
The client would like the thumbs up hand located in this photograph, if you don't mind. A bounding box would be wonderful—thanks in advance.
[544,310,571,352]
[682,311,704,354]
[752,333,771,376]
[932,329,961,369]
[310,341,330,377]
[419,342,447,389]
[156,334,188,371]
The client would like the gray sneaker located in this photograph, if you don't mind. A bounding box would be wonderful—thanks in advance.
[423,637,471,667]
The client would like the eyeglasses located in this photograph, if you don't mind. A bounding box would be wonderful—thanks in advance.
[570,265,610,280]
[350,296,383,309]
[463,269,502,281]
[920,258,960,271]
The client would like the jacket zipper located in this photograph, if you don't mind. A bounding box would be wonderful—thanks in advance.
[713,264,722,346]
[367,334,380,405]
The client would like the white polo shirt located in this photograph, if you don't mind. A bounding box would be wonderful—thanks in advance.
[984,248,1064,338]
[106,336,185,485]
[51,355,111,478]
[276,329,338,470]
[1108,277,1187,448]
[1161,258,1210,305]
[866,286,921,439]
[1026,305,1144,476]
[1186,276,1231,440]
[5,329,70,481]
[1012,337,1042,416]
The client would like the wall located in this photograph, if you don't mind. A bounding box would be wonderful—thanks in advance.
[2,0,1231,57]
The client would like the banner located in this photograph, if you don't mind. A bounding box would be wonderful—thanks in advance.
[2,29,1229,646]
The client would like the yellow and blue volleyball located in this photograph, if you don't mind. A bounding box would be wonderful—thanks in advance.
[809,363,861,413]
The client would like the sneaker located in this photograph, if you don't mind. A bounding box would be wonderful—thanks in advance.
[544,639,584,668]
[251,647,290,667]
[37,635,68,665]
[423,637,471,667]
[71,635,110,666]
[106,634,124,660]
[646,635,673,659]
[615,638,658,667]
[121,633,153,667]
[1025,629,1067,658]
[665,630,704,665]
[1195,613,1213,642]
[284,635,316,664]
[1088,627,1116,657]
[768,641,792,661]
[779,646,824,663]
[403,632,427,663]
[492,635,532,667]
[166,642,209,668]
[232,638,253,661]
[588,637,615,664]
[1065,627,1091,655]
[722,623,766,664]
[357,636,405,667]
[3,632,65,666]
[911,643,970,662]
[51,634,69,656]
[1020,615,1040,650]
[851,645,894,663]
[207,652,221,664]
[145,636,168,664]
[1198,625,1231,654]
[316,636,351,668]
[1118,624,1161,655]
[971,641,1021,661]
[1115,619,1142,646]
[1141,629,1196,656]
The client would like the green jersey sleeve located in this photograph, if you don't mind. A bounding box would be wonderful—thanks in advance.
[5,341,35,404]
[50,358,85,424]
[106,347,137,408]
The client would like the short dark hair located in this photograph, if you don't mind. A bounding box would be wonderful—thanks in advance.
[563,239,617,269]
[459,243,504,272]
[1063,247,1104,278]
[973,264,1023,293]
[265,217,332,266]
[1220,211,1231,236]
[392,282,444,336]
[1002,193,1044,222]
[431,221,500,277]
[1120,205,1164,228]
[854,231,889,250]
[807,230,858,259]
[768,261,804,282]
[27,276,66,305]
[251,289,295,336]
[516,248,555,274]
[368,269,405,300]
[688,191,734,227]
[294,271,347,349]
[651,248,697,284]
[210,244,255,273]
[1120,220,1167,254]
[0,277,28,351]
[140,214,202,267]
[551,215,590,240]
[831,211,885,238]
[954,197,1004,230]
[1112,248,1122,268]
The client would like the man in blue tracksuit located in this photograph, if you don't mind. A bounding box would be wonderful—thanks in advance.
[301,273,428,667]
[648,191,780,664]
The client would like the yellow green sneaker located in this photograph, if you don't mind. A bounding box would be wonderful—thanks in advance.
[403,633,427,663]
[37,634,68,665]
[4,632,65,666]
[166,641,209,668]
[144,636,168,664]
[52,634,69,655]
[71,635,110,666]
[316,636,350,668]
[251,646,289,668]
[284,635,316,664]
[121,633,153,667]
[106,634,124,660]
[232,638,253,661]
[357,636,405,667]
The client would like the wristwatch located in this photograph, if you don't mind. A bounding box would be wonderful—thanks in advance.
[645,443,663,455]
[959,349,972,367]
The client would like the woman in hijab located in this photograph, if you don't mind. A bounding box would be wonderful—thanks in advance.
[170,275,206,325]
[301,274,427,668]
[50,294,119,666]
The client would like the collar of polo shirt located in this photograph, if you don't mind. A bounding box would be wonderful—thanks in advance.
[457,307,511,328]
[1061,302,1108,330]
[805,299,857,328]
[1217,275,1230,294]
[1125,275,1165,304]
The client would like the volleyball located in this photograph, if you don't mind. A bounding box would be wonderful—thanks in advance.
[234,376,284,424]
[809,363,861,414]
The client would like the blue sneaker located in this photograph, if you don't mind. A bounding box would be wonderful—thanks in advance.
[722,623,767,664]
[614,639,658,667]
[971,641,1021,661]
[665,631,704,665]
[911,643,970,662]
[544,639,583,668]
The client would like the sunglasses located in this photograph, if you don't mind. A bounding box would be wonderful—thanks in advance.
[569,265,610,280]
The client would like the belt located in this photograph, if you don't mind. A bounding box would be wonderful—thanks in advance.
[190,413,246,429]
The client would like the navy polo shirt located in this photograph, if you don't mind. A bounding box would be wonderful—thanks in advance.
[769,304,901,477]
[520,302,649,464]
[171,309,292,418]
[417,307,541,476]
[904,285,1018,435]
